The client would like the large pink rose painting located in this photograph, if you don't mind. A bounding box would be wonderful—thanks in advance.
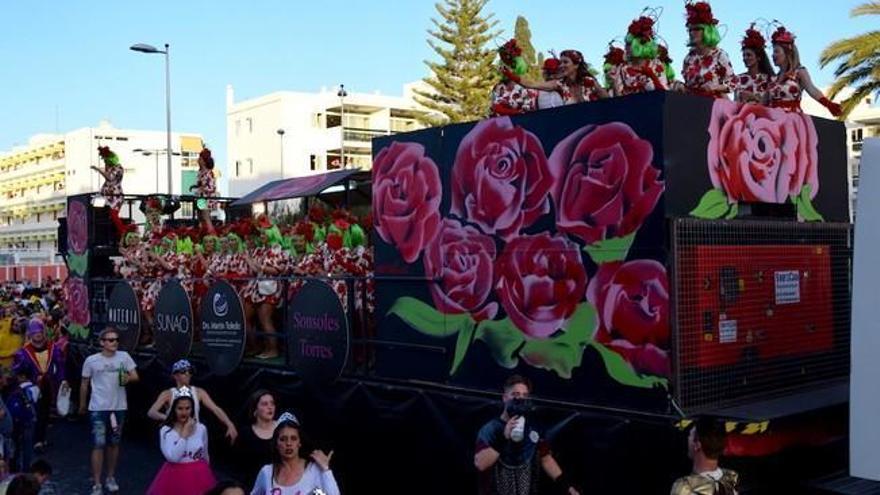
[691,100,823,221]
[382,117,669,387]
[64,276,91,339]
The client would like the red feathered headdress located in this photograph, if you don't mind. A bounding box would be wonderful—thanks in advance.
[742,24,766,50]
[542,58,560,73]
[604,45,626,66]
[771,25,795,45]
[498,39,522,67]
[686,1,718,26]
[559,49,584,66]
[199,147,215,170]
[628,16,655,42]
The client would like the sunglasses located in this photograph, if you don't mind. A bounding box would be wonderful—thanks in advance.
[101,337,119,343]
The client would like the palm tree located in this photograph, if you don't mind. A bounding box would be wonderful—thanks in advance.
[820,2,880,118]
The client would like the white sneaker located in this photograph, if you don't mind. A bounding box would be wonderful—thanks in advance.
[105,477,119,492]
[90,484,103,495]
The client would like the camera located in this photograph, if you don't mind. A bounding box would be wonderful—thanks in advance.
[505,398,535,418]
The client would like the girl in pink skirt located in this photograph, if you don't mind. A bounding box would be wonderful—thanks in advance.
[147,390,216,494]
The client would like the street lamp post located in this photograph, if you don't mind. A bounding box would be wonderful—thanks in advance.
[276,129,285,178]
[130,42,173,194]
[337,84,348,169]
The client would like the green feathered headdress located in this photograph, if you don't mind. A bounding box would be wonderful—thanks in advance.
[98,146,120,167]
[499,39,528,77]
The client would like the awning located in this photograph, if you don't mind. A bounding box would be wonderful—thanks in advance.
[230,169,361,207]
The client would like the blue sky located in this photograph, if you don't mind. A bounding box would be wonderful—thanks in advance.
[0,0,872,189]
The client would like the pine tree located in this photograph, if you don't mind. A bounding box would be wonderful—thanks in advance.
[514,16,544,82]
[413,0,500,125]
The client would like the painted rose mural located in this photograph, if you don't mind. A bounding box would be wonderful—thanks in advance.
[65,198,91,338]
[377,116,669,388]
[691,99,823,221]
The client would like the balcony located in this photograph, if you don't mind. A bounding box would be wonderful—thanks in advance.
[853,141,863,153]
[0,221,59,236]
[0,159,65,183]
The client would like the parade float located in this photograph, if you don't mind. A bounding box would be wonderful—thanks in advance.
[62,91,851,492]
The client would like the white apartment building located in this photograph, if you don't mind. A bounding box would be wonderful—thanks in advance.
[804,90,880,219]
[0,121,204,254]
[226,84,430,197]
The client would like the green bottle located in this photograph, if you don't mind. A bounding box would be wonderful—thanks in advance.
[118,364,126,387]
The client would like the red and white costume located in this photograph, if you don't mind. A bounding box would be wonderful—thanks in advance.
[560,77,603,104]
[768,70,804,112]
[243,246,286,306]
[682,48,735,98]
[490,82,537,116]
[734,72,770,102]
[616,60,668,96]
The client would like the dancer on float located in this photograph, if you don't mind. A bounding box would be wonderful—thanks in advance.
[490,39,537,116]
[243,216,287,359]
[190,147,218,235]
[250,412,339,495]
[602,42,626,97]
[537,57,564,109]
[658,43,677,87]
[141,233,178,347]
[91,146,128,235]
[506,49,608,104]
[147,359,238,443]
[768,23,842,115]
[734,24,774,104]
[679,1,735,98]
[146,389,217,495]
[615,10,668,96]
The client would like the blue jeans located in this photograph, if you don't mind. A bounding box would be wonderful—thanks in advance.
[89,411,126,449]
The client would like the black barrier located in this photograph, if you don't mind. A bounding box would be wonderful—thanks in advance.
[106,281,141,351]
[287,280,350,384]
[200,281,246,376]
[154,278,193,365]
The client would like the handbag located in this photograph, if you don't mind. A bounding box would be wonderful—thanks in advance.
[56,384,71,417]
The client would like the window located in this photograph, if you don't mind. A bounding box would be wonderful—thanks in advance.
[36,213,41,223]
[235,120,241,137]
[235,160,241,177]
[310,155,317,171]
[115,136,128,141]
[247,158,254,175]
[326,114,341,128]
[247,118,253,133]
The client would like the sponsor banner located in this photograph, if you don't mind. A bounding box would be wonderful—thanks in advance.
[200,281,246,376]
[106,281,141,351]
[287,281,349,384]
[154,278,193,365]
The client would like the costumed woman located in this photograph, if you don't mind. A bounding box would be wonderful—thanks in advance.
[250,413,339,495]
[243,217,287,359]
[603,43,626,97]
[141,233,178,346]
[190,147,218,235]
[658,43,677,88]
[537,58,564,110]
[490,39,537,116]
[146,359,238,444]
[507,49,608,104]
[768,24,842,115]
[679,1,735,98]
[735,24,774,104]
[91,146,128,235]
[146,389,216,495]
[615,12,668,96]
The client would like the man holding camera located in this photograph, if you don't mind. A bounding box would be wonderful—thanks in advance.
[474,375,579,495]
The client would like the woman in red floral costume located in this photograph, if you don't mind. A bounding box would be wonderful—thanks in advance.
[602,43,626,97]
[679,1,735,98]
[615,12,668,96]
[243,217,287,359]
[189,147,218,235]
[490,39,537,116]
[91,146,128,235]
[735,24,775,104]
[768,24,842,116]
[507,49,608,104]
[141,234,178,346]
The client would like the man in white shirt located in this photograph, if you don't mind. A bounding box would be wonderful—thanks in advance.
[79,327,139,495]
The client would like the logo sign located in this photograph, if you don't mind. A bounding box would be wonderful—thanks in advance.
[106,281,141,352]
[287,281,350,384]
[774,270,801,305]
[154,278,193,365]
[200,281,245,376]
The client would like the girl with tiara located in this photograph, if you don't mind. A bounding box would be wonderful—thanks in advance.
[735,24,775,104]
[679,1,735,98]
[768,23,842,115]
[615,11,668,96]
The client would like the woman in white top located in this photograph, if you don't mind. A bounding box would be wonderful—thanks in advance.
[147,392,217,495]
[146,359,238,443]
[251,413,339,495]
